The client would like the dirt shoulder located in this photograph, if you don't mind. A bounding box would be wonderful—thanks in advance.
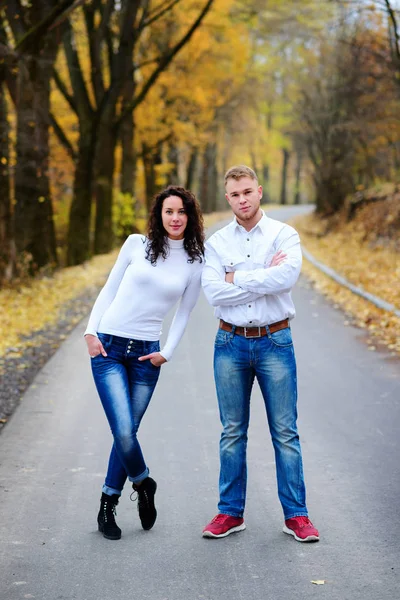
[291,191,400,357]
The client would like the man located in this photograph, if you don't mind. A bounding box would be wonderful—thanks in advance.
[201,165,319,542]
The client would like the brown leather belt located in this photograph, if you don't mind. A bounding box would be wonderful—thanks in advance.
[219,318,289,338]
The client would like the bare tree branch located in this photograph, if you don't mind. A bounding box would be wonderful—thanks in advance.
[14,0,80,54]
[52,68,78,114]
[116,0,214,127]
[50,112,77,161]
[133,56,159,70]
[83,0,114,106]
[142,0,183,29]
[63,20,94,120]
[106,29,115,78]
[48,0,88,31]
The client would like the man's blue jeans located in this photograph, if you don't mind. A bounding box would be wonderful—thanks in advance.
[91,333,160,496]
[213,325,308,520]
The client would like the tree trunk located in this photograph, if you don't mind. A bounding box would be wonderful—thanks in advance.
[14,54,57,270]
[0,78,16,282]
[200,143,218,213]
[120,77,136,197]
[262,163,271,203]
[142,142,163,214]
[250,149,257,175]
[94,122,118,254]
[279,148,290,206]
[67,127,94,265]
[167,143,179,185]
[186,147,198,190]
[120,115,136,197]
[293,150,302,205]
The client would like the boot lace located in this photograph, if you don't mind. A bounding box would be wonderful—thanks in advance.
[103,499,117,522]
[130,487,149,506]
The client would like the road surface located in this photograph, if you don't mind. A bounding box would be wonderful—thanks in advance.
[0,206,399,600]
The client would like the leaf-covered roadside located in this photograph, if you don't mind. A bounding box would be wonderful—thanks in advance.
[0,252,117,429]
[291,200,400,357]
[0,252,118,358]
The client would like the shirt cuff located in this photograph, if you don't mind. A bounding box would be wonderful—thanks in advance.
[159,348,171,362]
[84,329,98,337]
[233,271,245,287]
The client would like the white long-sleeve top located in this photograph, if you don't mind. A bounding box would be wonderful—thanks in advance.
[85,234,203,361]
[201,212,302,326]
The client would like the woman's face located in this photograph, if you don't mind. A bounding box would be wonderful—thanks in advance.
[161,195,188,240]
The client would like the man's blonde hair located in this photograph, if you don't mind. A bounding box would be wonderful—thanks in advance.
[224,165,258,187]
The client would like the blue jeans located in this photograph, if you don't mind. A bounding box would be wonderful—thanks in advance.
[213,325,308,520]
[91,333,161,496]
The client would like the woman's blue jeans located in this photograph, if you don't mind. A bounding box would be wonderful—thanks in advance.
[213,325,308,520]
[91,333,161,496]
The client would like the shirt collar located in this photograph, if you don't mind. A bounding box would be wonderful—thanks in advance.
[166,237,184,249]
[232,210,268,235]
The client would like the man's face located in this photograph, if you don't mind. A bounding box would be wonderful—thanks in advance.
[225,176,262,225]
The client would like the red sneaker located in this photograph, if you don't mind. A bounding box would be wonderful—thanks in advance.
[283,516,319,542]
[202,514,246,538]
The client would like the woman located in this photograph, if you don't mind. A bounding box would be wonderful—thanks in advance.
[85,186,204,540]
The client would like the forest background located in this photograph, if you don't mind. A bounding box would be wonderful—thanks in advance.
[1,0,399,278]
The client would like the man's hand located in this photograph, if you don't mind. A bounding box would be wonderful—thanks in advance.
[138,352,166,367]
[269,250,287,267]
[225,272,235,284]
[85,334,107,358]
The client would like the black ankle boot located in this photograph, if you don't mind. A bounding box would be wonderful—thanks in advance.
[98,493,122,540]
[132,477,157,530]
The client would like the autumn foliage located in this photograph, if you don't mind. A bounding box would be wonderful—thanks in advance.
[0,0,399,285]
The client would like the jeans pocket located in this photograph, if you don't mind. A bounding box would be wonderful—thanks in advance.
[145,341,161,368]
[269,328,293,348]
[214,330,231,347]
[97,332,113,351]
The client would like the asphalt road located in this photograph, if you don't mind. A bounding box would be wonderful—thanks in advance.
[1,206,399,600]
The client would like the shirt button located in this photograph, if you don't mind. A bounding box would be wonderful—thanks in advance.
[247,238,250,241]
[249,321,253,323]
[247,255,250,258]
[248,305,251,308]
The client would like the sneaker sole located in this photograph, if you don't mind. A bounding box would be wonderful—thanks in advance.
[202,523,246,538]
[282,525,319,542]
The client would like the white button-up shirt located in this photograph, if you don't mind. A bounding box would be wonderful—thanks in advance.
[201,212,302,326]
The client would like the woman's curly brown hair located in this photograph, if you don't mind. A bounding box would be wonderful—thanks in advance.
[146,186,205,265]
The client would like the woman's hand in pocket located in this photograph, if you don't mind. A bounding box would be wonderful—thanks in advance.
[85,334,107,358]
[138,352,166,367]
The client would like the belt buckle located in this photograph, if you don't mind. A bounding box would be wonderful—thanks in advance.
[244,326,261,338]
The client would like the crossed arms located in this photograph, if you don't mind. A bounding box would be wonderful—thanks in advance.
[201,230,302,308]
